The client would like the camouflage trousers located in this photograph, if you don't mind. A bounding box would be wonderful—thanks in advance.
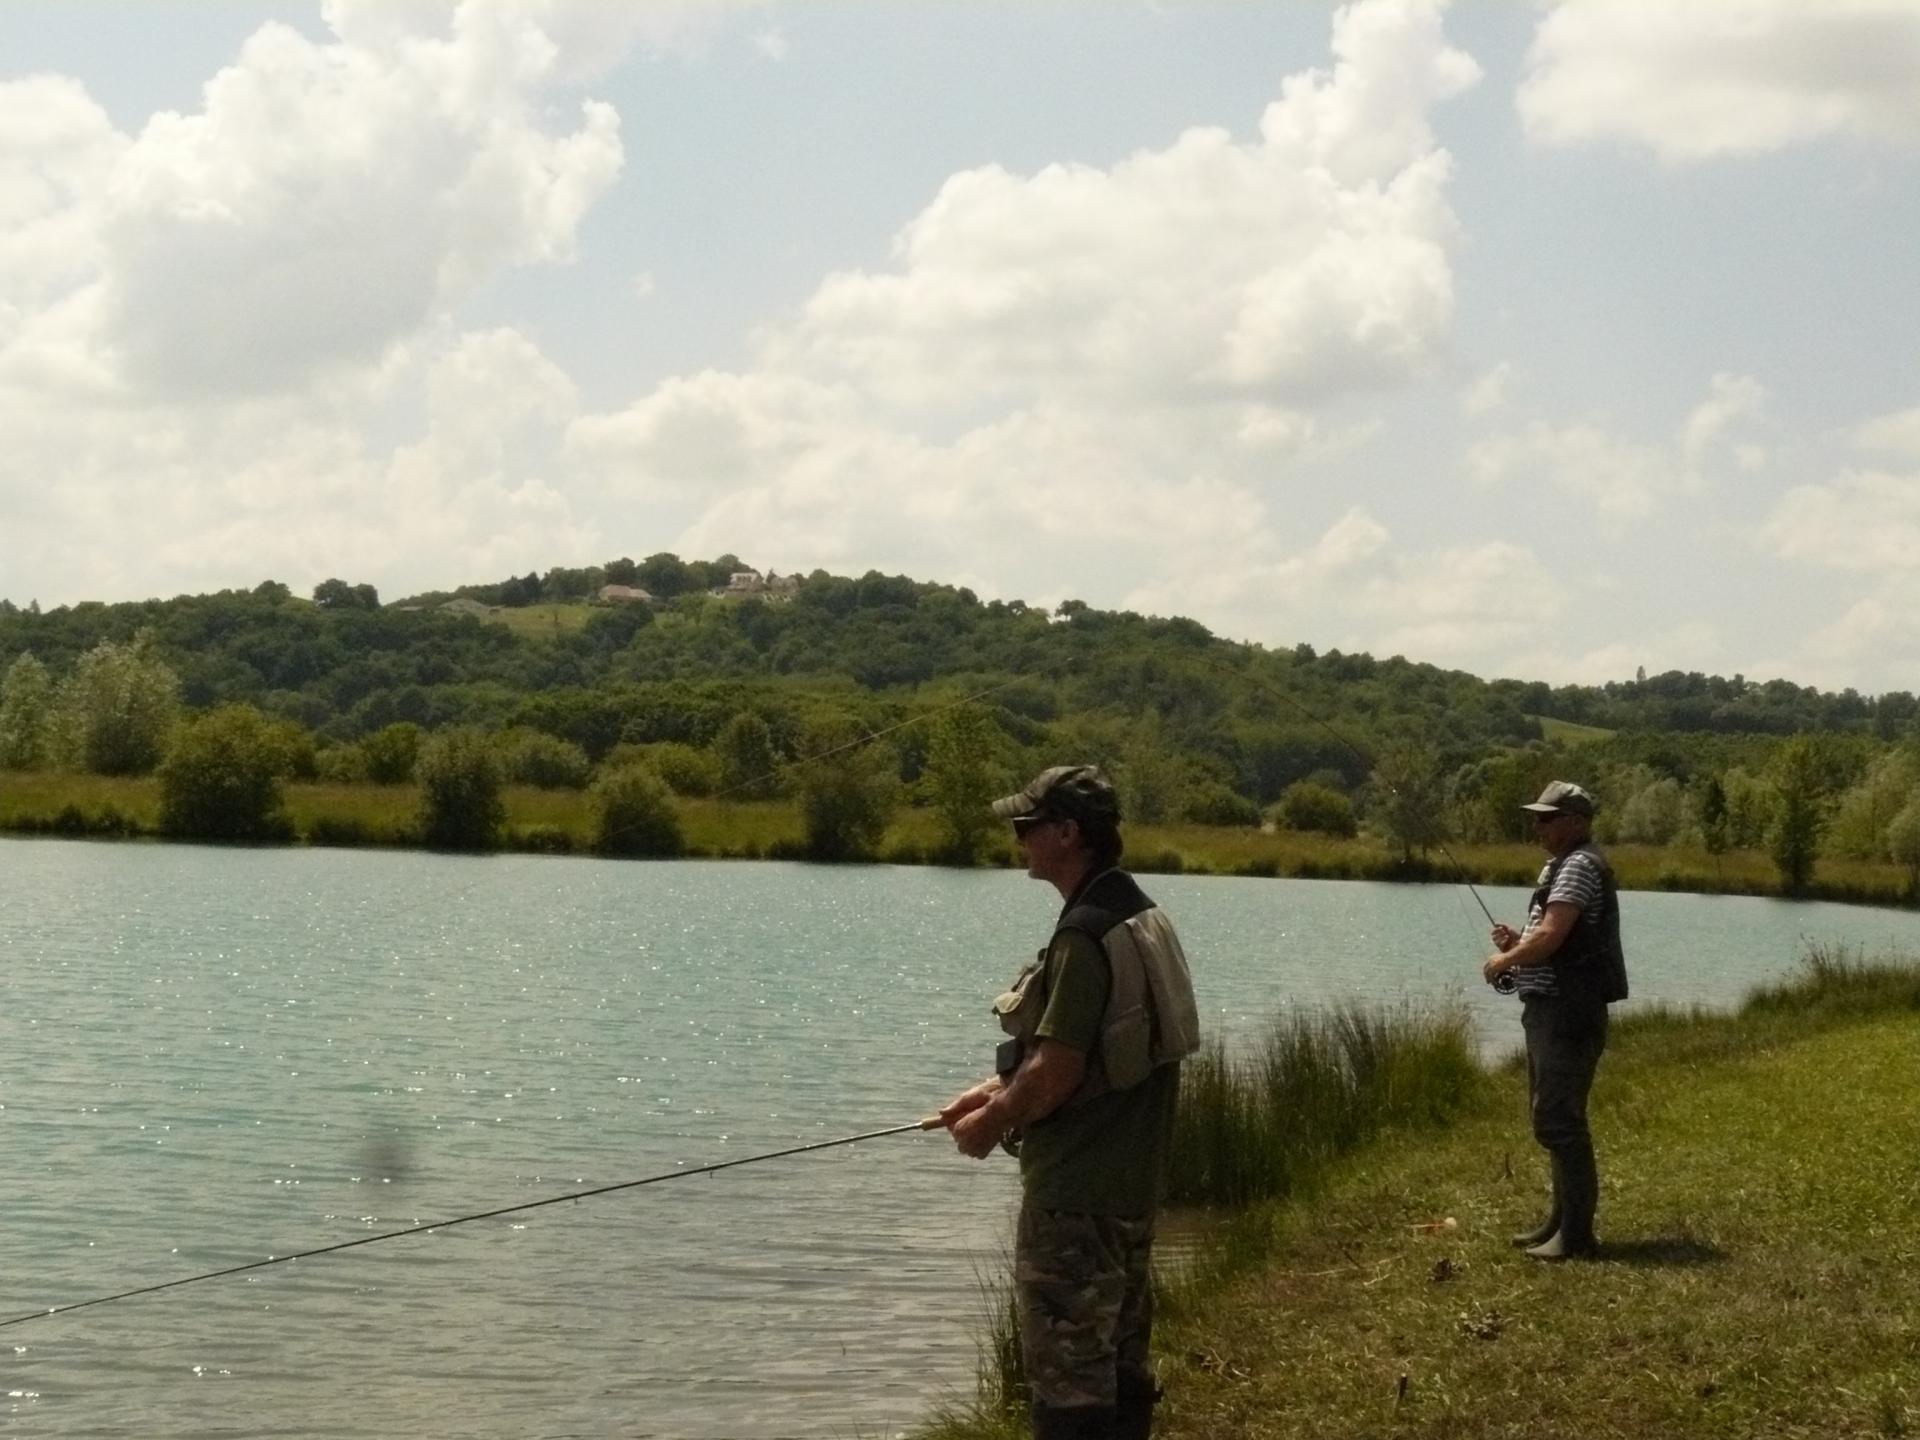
[1014,1203,1157,1410]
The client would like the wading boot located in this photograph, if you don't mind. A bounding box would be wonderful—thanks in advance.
[1031,1401,1117,1440]
[1510,1157,1563,1248]
[1525,1145,1599,1261]
[1113,1377,1163,1440]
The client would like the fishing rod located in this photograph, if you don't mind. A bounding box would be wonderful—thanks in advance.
[0,1116,945,1332]
[1198,652,1500,928]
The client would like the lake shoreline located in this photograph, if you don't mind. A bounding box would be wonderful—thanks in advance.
[4,770,1916,911]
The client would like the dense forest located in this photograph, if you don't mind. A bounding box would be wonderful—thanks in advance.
[2,555,1917,877]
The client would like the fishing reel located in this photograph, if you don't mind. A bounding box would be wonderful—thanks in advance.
[1490,970,1517,995]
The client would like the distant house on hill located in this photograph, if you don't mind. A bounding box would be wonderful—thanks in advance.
[597,584,654,605]
[724,570,765,595]
[439,597,498,618]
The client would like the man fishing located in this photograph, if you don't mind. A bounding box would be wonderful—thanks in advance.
[940,766,1199,1440]
[1483,780,1630,1261]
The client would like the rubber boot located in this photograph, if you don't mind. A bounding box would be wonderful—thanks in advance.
[1525,1143,1599,1261]
[1031,1401,1117,1440]
[1113,1378,1163,1440]
[1510,1156,1562,1248]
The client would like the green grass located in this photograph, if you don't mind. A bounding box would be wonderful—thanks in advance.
[1532,714,1617,744]
[486,602,594,639]
[922,948,1920,1440]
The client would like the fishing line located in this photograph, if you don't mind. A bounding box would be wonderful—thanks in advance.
[0,1117,943,1332]
[705,675,1027,804]
[1197,652,1500,929]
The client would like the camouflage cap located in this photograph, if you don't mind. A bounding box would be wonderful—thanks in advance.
[990,765,1120,825]
[1520,780,1597,817]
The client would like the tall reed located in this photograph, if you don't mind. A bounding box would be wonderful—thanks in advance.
[1165,1001,1482,1209]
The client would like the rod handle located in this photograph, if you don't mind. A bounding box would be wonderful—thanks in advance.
[918,1114,948,1130]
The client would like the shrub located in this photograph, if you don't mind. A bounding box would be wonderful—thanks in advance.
[1273,781,1357,837]
[306,816,378,847]
[360,722,423,784]
[416,728,505,851]
[592,763,685,857]
[498,727,592,789]
[514,825,576,855]
[158,704,294,842]
[607,741,719,797]
[314,744,370,783]
[795,721,900,861]
[1181,780,1259,827]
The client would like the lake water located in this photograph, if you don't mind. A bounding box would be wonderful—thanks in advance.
[5,838,1920,1438]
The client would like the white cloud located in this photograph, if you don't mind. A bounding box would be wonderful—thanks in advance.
[758,0,1477,416]
[1854,405,1920,460]
[1466,420,1673,520]
[1681,372,1767,469]
[563,0,1480,657]
[1519,0,1920,161]
[1460,360,1512,416]
[1759,468,1920,573]
[1750,581,1920,692]
[751,28,790,62]
[1517,621,1720,686]
[1358,539,1556,660]
[1468,372,1766,520]
[1,5,630,403]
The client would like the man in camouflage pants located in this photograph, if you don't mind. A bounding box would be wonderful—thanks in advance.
[942,766,1197,1440]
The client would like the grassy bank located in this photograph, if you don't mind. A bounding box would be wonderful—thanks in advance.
[0,770,1914,906]
[925,948,1920,1440]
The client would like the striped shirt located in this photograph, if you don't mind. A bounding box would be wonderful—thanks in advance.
[1512,847,1607,999]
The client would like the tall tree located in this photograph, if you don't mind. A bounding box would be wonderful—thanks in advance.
[921,706,1001,864]
[0,652,56,770]
[1366,745,1452,864]
[795,719,900,861]
[1766,736,1826,894]
[60,630,180,775]
[714,711,780,799]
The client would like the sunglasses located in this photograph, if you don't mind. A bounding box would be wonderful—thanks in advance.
[1012,814,1060,839]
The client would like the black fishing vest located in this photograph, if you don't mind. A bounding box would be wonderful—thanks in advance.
[992,867,1201,1098]
[1530,844,1629,1006]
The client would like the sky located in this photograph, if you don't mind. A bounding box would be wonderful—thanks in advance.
[3,1,1918,695]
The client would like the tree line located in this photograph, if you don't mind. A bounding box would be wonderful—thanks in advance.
[4,557,1920,891]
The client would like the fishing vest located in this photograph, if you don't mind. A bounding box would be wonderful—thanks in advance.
[1530,844,1630,1006]
[991,868,1202,1103]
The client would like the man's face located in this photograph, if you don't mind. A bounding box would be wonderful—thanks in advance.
[1531,810,1583,856]
[1013,811,1080,884]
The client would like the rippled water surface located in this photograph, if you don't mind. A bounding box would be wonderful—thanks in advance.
[6,838,1920,1437]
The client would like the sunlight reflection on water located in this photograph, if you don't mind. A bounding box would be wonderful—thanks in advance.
[5,839,1919,1436]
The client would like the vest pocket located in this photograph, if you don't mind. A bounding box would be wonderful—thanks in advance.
[1100,1001,1153,1091]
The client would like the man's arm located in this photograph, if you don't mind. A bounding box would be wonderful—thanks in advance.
[1483,901,1579,983]
[945,1040,1088,1159]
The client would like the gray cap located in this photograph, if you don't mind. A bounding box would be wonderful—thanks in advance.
[1521,780,1597,817]
[991,765,1119,825]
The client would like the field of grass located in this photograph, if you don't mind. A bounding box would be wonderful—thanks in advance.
[921,949,1920,1440]
[1531,714,1617,745]
[486,602,594,639]
[1,771,1913,906]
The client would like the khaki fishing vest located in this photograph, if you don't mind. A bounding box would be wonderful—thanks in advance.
[991,868,1201,1102]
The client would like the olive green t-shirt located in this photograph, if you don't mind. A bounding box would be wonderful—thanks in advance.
[1018,927,1182,1217]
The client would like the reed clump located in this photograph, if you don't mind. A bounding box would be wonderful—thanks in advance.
[1166,1002,1482,1209]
